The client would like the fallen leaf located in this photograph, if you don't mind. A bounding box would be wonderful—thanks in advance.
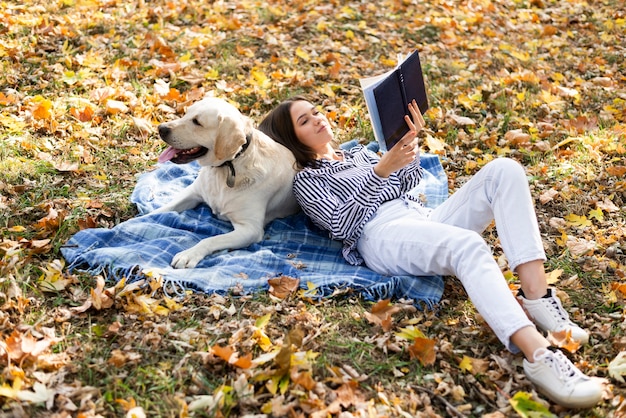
[268,276,300,299]
[545,269,562,285]
[446,112,476,126]
[547,329,581,353]
[364,299,401,331]
[608,351,626,383]
[510,391,556,417]
[408,337,436,366]
[16,382,56,408]
[504,129,531,146]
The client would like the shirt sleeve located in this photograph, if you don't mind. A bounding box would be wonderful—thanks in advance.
[293,167,388,243]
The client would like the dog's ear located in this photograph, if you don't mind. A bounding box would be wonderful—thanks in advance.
[214,113,248,162]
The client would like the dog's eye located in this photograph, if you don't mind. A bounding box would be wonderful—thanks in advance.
[192,118,202,127]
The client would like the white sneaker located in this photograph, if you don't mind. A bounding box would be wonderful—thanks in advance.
[518,288,589,344]
[523,347,602,408]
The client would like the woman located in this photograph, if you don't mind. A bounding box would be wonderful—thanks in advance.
[258,96,603,409]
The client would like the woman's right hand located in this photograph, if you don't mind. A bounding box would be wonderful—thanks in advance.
[374,100,425,178]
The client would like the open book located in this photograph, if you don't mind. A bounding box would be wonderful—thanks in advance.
[360,50,429,152]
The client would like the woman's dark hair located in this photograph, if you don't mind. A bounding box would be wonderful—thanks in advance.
[258,95,321,169]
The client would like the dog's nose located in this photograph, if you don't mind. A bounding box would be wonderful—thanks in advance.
[158,124,171,140]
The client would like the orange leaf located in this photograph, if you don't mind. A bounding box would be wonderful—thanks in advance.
[365,299,402,331]
[34,205,65,232]
[211,345,234,362]
[408,337,436,366]
[233,353,252,369]
[70,105,94,122]
[32,98,52,120]
[607,166,626,177]
[0,92,18,105]
[291,370,316,390]
[211,345,252,369]
[612,282,626,296]
[547,329,581,353]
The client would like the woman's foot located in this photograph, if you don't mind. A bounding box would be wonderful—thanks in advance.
[518,288,589,344]
[523,347,602,408]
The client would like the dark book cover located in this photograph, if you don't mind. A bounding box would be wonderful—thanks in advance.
[373,50,429,150]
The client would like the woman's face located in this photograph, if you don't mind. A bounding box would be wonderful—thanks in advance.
[289,100,334,153]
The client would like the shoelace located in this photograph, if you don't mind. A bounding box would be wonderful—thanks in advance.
[545,296,574,325]
[544,350,585,385]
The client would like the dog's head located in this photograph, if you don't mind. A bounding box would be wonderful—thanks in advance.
[157,97,250,166]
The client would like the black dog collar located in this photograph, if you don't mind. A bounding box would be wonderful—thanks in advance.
[219,132,253,188]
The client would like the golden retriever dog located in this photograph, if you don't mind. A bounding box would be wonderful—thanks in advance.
[154,97,299,269]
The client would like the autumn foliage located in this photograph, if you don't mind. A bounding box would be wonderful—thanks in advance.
[1,0,625,416]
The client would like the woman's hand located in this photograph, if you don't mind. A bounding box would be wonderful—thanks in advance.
[374,100,425,178]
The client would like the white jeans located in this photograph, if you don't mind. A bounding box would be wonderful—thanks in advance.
[357,158,544,352]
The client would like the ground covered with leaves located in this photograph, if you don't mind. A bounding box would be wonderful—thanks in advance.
[1,0,625,416]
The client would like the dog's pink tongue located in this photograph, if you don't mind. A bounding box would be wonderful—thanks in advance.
[158,146,179,163]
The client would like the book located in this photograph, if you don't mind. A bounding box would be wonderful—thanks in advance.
[360,50,429,152]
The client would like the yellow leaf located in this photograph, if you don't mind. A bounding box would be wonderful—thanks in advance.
[0,377,23,400]
[588,208,604,222]
[540,90,564,110]
[565,214,592,228]
[152,305,170,316]
[317,84,335,97]
[510,50,530,61]
[295,47,310,61]
[396,325,426,340]
[250,68,270,88]
[459,355,473,372]
[255,313,272,328]
[205,68,219,80]
[545,269,562,285]
[253,329,273,352]
[555,231,568,247]
[380,56,396,67]
[457,94,476,110]
[163,297,183,311]
[93,172,108,181]
[424,134,446,154]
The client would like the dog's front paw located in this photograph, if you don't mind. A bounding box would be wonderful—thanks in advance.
[171,248,205,269]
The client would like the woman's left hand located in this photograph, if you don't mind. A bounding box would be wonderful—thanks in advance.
[373,100,424,178]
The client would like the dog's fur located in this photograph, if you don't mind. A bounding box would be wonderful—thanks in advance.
[154,97,299,269]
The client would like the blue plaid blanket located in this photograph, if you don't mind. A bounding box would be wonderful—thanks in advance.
[61,141,448,308]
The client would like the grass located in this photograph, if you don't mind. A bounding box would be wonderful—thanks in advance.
[1,0,625,416]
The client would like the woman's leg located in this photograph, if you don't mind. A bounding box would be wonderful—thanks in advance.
[428,158,588,342]
[357,200,534,353]
[358,201,602,408]
[429,157,546,271]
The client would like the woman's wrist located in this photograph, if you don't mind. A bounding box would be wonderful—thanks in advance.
[373,163,390,178]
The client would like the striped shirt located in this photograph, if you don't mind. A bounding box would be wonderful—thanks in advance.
[293,144,424,265]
